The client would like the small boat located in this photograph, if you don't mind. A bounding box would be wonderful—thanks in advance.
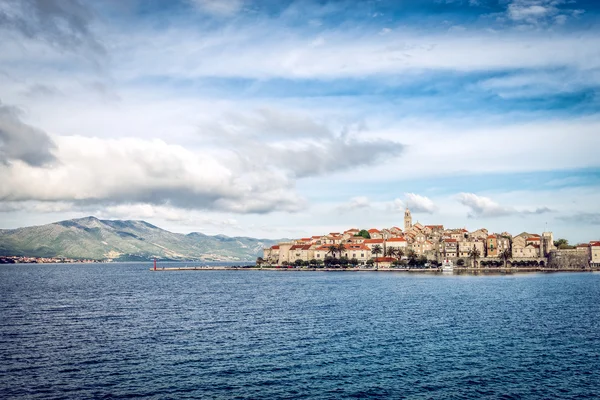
[441,259,454,272]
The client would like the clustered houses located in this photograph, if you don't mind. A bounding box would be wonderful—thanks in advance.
[262,207,599,267]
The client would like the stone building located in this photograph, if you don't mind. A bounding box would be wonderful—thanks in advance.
[591,242,600,268]
[404,208,412,231]
[442,238,458,258]
[486,235,499,257]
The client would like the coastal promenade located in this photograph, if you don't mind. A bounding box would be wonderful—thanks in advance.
[150,266,598,273]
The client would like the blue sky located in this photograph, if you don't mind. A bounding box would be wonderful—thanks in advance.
[0,0,599,243]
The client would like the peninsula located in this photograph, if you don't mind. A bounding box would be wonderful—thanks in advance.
[261,208,600,270]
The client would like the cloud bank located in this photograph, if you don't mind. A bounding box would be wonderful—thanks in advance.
[0,101,56,166]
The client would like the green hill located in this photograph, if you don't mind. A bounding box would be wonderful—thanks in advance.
[0,216,282,262]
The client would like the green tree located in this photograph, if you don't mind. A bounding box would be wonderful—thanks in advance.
[396,248,405,262]
[468,245,481,268]
[350,257,359,267]
[386,246,397,258]
[256,257,265,267]
[456,258,465,266]
[324,255,335,267]
[371,244,383,268]
[554,238,569,248]
[337,243,346,259]
[406,249,417,268]
[339,256,349,268]
[294,259,304,267]
[327,245,338,260]
[366,258,375,267]
[309,258,318,266]
[499,248,511,269]
[356,229,371,239]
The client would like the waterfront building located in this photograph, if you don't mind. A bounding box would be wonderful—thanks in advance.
[313,245,331,261]
[261,207,573,267]
[512,236,539,258]
[442,238,458,258]
[497,235,511,254]
[486,235,499,257]
[289,244,313,262]
[458,240,485,259]
[342,244,371,263]
[386,237,408,250]
[591,242,600,267]
[363,238,385,250]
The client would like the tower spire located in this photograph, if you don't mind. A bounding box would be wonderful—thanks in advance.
[404,207,412,231]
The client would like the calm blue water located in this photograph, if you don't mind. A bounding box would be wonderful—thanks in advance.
[1,263,599,399]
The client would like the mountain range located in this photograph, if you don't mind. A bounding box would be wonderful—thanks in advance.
[0,217,283,262]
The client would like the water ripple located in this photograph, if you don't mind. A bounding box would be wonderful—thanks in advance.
[1,264,599,399]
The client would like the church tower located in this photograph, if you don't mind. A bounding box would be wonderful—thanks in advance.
[404,207,412,231]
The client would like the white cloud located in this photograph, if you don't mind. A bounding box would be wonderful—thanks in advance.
[189,0,244,16]
[456,193,555,218]
[456,193,515,218]
[389,193,437,214]
[0,135,305,214]
[336,196,370,213]
[0,101,56,166]
[95,25,600,81]
[405,193,438,214]
[505,0,581,27]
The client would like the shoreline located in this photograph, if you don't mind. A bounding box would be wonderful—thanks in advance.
[149,266,598,273]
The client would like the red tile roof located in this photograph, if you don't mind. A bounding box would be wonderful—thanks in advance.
[345,244,370,251]
[364,239,384,244]
[290,244,312,250]
[368,229,381,233]
[387,237,407,242]
[374,257,396,262]
[271,245,280,249]
[527,237,541,241]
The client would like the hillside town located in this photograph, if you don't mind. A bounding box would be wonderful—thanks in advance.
[262,208,600,269]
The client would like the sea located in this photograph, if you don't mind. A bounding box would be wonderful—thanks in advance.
[1,262,599,399]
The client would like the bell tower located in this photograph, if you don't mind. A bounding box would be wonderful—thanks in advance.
[404,207,412,231]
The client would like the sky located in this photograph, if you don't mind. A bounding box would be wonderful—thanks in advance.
[0,0,599,243]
